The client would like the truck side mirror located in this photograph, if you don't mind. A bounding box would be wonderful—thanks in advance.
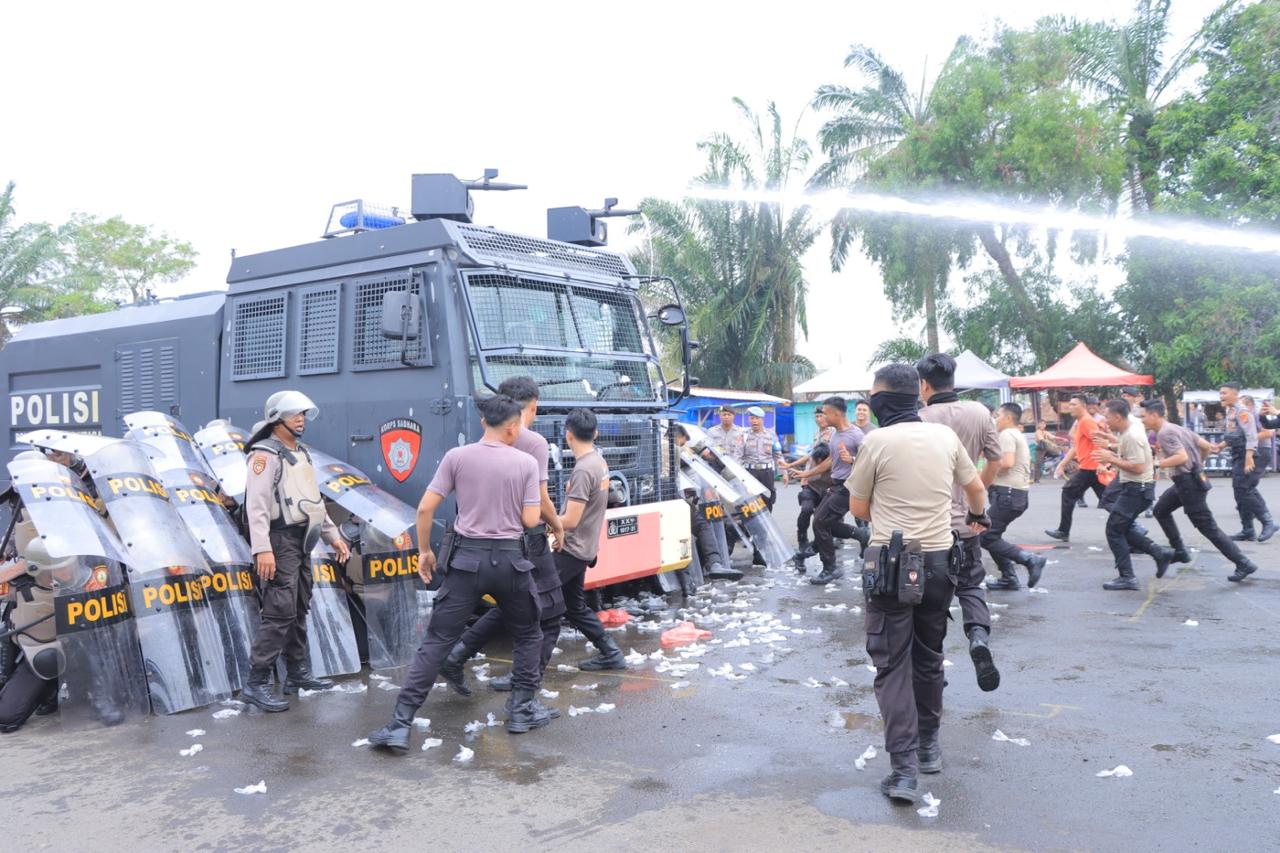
[654,304,686,326]
[380,291,420,340]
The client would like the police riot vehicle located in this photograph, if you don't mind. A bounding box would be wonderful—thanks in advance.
[2,172,696,590]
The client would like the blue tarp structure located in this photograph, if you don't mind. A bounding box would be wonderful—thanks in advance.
[667,387,791,436]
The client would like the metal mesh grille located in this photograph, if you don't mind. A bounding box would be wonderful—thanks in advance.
[231,294,287,380]
[531,416,678,509]
[464,271,657,402]
[456,224,631,277]
[353,274,424,367]
[298,285,341,374]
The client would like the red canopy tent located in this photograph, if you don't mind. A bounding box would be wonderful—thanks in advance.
[1009,343,1153,388]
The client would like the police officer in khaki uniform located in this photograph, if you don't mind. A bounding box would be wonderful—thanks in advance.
[915,353,1002,692]
[704,405,745,461]
[740,406,784,507]
[847,363,989,805]
[368,395,549,751]
[241,391,350,713]
[1217,383,1277,542]
[982,403,1047,590]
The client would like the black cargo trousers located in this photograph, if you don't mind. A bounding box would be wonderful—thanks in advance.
[1154,474,1250,568]
[862,551,955,774]
[249,525,313,670]
[457,529,565,675]
[550,550,610,651]
[813,484,868,570]
[981,486,1032,578]
[398,540,543,709]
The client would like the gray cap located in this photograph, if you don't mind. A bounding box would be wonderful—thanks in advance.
[747,406,765,417]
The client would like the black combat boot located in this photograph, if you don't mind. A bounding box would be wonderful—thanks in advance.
[438,641,473,696]
[705,562,744,581]
[968,627,1000,692]
[505,689,553,733]
[1025,553,1047,588]
[1044,528,1069,542]
[880,751,920,804]
[1153,546,1176,579]
[1228,560,1258,582]
[1103,574,1140,591]
[1229,528,1256,542]
[368,699,418,754]
[488,674,513,692]
[34,686,59,717]
[809,564,843,585]
[985,569,1019,591]
[505,690,560,719]
[240,667,289,713]
[1170,545,1192,565]
[578,636,627,671]
[283,660,335,695]
[917,730,942,774]
[1259,514,1278,543]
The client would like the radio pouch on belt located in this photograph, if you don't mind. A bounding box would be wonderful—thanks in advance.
[437,525,456,576]
[863,530,921,604]
[896,543,924,605]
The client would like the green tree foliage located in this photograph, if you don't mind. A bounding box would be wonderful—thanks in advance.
[812,44,972,352]
[63,213,197,304]
[632,100,818,397]
[0,182,112,345]
[1117,1,1280,403]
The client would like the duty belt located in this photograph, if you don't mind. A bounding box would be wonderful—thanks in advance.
[269,519,306,532]
[455,535,523,551]
[745,464,774,471]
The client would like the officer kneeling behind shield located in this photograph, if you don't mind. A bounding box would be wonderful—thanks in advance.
[846,363,990,805]
[240,391,350,713]
[369,394,549,752]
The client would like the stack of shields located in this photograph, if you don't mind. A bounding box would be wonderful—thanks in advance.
[6,453,150,726]
[308,449,422,670]
[84,440,233,714]
[126,412,258,690]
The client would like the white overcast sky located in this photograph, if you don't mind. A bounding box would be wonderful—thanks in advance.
[4,0,1222,377]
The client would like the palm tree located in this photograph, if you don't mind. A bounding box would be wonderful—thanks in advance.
[811,43,970,353]
[633,100,819,398]
[1068,0,1237,211]
[0,181,62,346]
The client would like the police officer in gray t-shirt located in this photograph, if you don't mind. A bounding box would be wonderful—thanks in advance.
[368,395,549,752]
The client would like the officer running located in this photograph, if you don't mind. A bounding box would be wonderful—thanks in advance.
[368,394,549,751]
[1045,393,1108,541]
[1091,400,1175,590]
[240,391,350,713]
[799,396,868,584]
[440,377,570,706]
[1218,383,1277,542]
[847,363,990,805]
[781,408,835,561]
[981,403,1047,591]
[915,353,1001,692]
[1146,401,1261,582]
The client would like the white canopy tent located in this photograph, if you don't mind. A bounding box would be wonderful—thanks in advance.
[1182,388,1273,403]
[953,350,1010,391]
[793,365,877,400]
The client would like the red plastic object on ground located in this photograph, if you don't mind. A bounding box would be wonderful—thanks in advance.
[660,621,712,649]
[597,609,631,628]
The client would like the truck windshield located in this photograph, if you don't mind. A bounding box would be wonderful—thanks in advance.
[463,271,662,402]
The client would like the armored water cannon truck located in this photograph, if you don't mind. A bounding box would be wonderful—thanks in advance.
[2,171,695,587]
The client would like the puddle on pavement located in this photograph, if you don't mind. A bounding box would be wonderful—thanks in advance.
[833,712,882,732]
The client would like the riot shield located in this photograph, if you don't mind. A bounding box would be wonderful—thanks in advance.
[354,522,421,670]
[17,429,122,461]
[159,468,258,689]
[308,449,416,539]
[6,455,128,566]
[53,556,150,728]
[194,420,250,503]
[681,446,792,569]
[85,440,232,714]
[305,542,361,678]
[124,411,215,477]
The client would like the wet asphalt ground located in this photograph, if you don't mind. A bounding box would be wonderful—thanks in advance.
[4,478,1280,852]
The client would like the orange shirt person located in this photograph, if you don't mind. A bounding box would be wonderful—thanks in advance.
[1045,394,1109,542]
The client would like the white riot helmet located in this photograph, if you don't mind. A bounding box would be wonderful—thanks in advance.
[264,390,318,423]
